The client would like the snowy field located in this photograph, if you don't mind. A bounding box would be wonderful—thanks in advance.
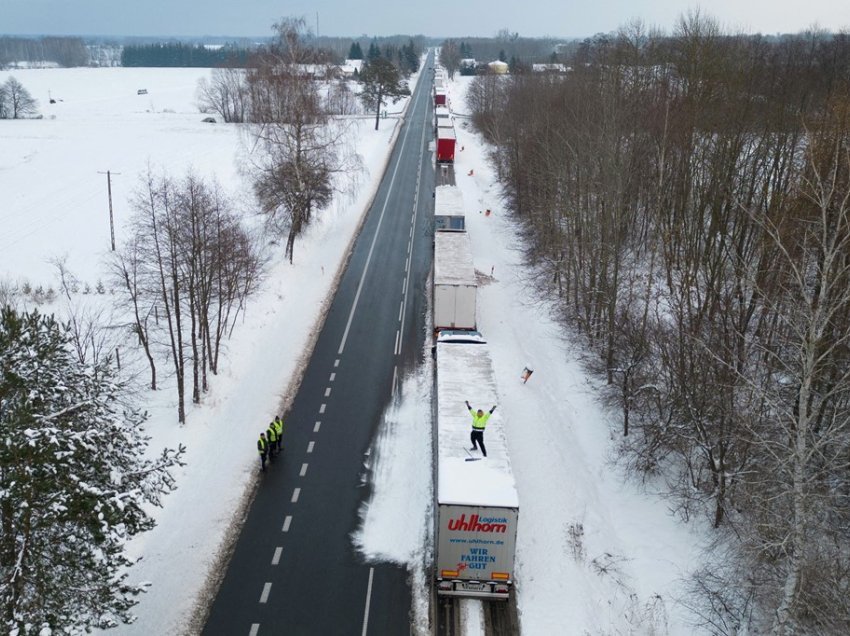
[0,66,708,634]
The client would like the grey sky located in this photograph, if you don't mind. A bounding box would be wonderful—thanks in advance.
[3,0,849,39]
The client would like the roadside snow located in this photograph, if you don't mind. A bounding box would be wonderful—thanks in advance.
[1,65,707,635]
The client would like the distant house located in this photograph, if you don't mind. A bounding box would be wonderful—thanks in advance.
[532,63,569,74]
[339,59,364,78]
[487,60,509,74]
[272,63,339,80]
[459,58,478,75]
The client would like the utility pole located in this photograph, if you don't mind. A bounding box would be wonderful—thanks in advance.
[98,170,121,250]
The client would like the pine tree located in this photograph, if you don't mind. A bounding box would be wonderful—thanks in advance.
[367,41,381,60]
[0,307,184,633]
[347,41,363,60]
[359,57,410,130]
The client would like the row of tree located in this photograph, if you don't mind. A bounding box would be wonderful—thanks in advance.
[468,15,850,634]
[112,172,262,424]
[0,36,88,68]
[120,43,250,67]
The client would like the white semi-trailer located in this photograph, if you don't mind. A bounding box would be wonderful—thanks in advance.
[434,231,477,331]
[434,331,519,599]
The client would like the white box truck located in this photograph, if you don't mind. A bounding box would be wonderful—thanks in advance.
[434,331,519,599]
[434,232,476,331]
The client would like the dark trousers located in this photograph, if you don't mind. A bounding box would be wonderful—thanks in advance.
[470,429,487,457]
[259,451,268,471]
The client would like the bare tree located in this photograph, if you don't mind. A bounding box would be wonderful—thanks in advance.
[196,67,249,123]
[439,40,462,78]
[1,77,38,119]
[111,240,158,390]
[247,16,358,263]
[118,170,262,422]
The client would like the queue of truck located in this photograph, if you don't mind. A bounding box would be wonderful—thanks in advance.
[429,74,520,599]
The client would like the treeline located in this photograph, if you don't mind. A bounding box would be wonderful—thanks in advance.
[120,43,251,67]
[0,36,88,68]
[112,172,262,424]
[469,16,850,635]
[318,34,428,64]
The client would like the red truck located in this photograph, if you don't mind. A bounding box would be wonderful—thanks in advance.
[436,127,456,163]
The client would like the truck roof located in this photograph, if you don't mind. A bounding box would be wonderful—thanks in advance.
[435,231,476,286]
[437,127,456,141]
[436,339,519,508]
[435,185,465,218]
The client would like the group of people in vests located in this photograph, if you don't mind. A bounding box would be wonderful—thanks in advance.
[257,416,285,472]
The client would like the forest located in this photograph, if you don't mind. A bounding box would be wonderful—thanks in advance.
[465,15,850,635]
[0,36,88,67]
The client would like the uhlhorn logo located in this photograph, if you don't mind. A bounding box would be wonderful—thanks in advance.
[447,514,507,533]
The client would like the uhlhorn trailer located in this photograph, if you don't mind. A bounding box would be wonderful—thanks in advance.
[434,331,519,599]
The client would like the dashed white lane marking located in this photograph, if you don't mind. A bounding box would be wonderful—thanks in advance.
[314,421,321,433]
[394,330,400,355]
[319,403,326,414]
[249,623,259,636]
[361,567,375,636]
[282,516,292,532]
[334,359,340,367]
[259,582,272,603]
[300,463,308,477]
[291,488,301,503]
[324,387,331,397]
[272,547,282,565]
[329,372,336,382]
[398,300,404,321]
[307,441,315,453]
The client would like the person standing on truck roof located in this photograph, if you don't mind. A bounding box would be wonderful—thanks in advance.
[258,432,269,472]
[273,416,284,453]
[466,400,496,457]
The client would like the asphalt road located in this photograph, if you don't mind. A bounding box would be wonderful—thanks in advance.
[203,54,437,636]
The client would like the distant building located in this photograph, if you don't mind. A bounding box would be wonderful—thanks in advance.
[339,58,364,78]
[488,60,509,74]
[532,63,569,74]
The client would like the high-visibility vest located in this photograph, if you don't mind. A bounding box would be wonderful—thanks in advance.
[469,409,491,430]
[266,426,277,443]
[273,419,284,438]
[258,437,267,454]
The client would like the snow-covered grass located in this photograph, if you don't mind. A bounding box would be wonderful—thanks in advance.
[1,65,709,634]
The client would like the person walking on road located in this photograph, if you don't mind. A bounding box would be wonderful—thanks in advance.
[273,416,284,453]
[466,400,496,457]
[258,432,269,472]
[266,422,278,461]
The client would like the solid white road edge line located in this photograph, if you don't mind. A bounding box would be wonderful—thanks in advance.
[361,567,375,636]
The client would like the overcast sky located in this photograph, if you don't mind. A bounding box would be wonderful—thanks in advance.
[3,0,849,39]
